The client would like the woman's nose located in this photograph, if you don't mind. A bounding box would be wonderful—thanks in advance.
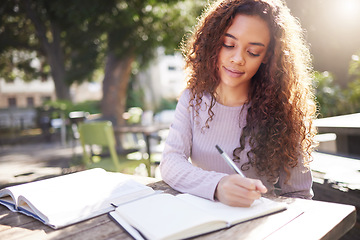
[231,51,245,65]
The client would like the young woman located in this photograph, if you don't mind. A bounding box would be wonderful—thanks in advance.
[160,0,317,207]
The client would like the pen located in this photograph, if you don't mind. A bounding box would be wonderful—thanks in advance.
[215,145,245,177]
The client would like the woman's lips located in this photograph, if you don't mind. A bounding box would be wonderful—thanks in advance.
[223,66,245,78]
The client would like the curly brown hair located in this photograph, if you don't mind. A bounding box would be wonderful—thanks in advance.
[181,0,317,183]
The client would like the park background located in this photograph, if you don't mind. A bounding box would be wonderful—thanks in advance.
[0,1,359,239]
[1,0,360,128]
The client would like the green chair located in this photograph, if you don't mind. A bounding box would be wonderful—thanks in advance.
[78,121,148,173]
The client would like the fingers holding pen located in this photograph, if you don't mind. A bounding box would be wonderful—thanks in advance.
[240,176,268,194]
[215,175,267,207]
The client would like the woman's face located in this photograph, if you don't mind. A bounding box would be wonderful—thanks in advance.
[217,14,270,91]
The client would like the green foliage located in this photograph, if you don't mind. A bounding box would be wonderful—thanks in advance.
[349,54,360,78]
[313,71,345,118]
[0,0,205,101]
[0,0,44,82]
[41,99,100,119]
[126,75,145,110]
[103,0,206,69]
[156,98,178,113]
[314,66,360,118]
[71,100,101,115]
[126,107,143,125]
[345,79,360,113]
[347,53,360,112]
[126,87,145,110]
[0,0,110,87]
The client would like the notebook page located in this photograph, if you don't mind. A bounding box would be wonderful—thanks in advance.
[177,194,287,225]
[114,193,226,240]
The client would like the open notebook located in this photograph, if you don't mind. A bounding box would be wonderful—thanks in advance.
[0,168,155,229]
[110,193,287,240]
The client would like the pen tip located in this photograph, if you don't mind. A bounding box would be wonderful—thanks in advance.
[215,145,223,154]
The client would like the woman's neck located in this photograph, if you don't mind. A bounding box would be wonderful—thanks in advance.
[215,85,249,107]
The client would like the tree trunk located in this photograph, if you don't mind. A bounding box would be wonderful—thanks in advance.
[47,21,70,100]
[101,52,135,126]
[24,0,70,100]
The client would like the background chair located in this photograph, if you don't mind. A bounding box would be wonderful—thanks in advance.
[68,111,89,159]
[78,121,148,173]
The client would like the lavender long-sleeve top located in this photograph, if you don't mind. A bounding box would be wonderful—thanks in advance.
[160,89,313,201]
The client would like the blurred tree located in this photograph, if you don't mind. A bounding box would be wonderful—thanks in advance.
[0,0,108,99]
[0,1,46,83]
[0,0,204,125]
[347,53,360,113]
[349,54,360,83]
[99,0,205,125]
[314,52,360,118]
[313,71,345,118]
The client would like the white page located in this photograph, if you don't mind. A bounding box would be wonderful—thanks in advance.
[177,194,287,225]
[5,168,154,228]
[115,193,226,240]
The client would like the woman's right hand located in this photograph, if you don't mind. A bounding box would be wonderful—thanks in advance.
[214,174,267,207]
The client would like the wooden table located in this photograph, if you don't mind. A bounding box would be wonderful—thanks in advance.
[0,176,356,240]
[311,152,360,190]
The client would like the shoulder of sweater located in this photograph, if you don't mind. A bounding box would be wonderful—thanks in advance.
[179,89,213,104]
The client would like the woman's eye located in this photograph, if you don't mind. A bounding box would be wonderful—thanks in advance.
[223,43,234,48]
[248,51,260,57]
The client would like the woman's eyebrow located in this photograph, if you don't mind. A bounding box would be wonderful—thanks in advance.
[225,33,237,40]
[225,33,265,47]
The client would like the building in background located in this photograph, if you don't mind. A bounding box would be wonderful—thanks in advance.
[0,77,102,129]
[0,78,55,109]
[137,47,186,111]
[0,78,56,129]
[70,82,102,103]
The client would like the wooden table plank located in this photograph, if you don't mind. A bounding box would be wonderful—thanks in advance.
[54,218,127,240]
[0,208,38,230]
[0,219,48,240]
[47,214,127,240]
